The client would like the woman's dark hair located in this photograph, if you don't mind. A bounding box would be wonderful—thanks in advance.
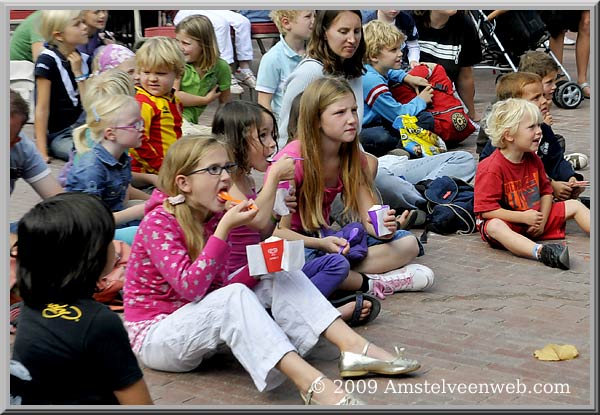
[17,192,115,308]
[212,101,279,173]
[412,10,464,29]
[287,92,303,144]
[411,10,431,28]
[307,10,366,79]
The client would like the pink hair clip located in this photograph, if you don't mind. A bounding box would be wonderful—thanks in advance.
[167,194,185,205]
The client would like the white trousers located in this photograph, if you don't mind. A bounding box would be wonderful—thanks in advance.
[174,10,254,64]
[138,270,340,392]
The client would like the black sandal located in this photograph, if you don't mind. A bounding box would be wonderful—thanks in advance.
[331,291,381,327]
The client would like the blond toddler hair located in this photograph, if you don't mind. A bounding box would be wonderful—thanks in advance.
[135,36,185,78]
[485,98,543,149]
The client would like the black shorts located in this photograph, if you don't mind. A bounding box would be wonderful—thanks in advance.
[539,10,582,37]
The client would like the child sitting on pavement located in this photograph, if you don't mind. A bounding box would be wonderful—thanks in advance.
[130,36,185,177]
[123,135,421,406]
[517,50,588,170]
[11,192,152,404]
[478,72,585,202]
[474,98,589,270]
[270,77,435,301]
[256,10,315,120]
[34,10,89,163]
[360,19,433,157]
[66,94,145,244]
[174,15,232,136]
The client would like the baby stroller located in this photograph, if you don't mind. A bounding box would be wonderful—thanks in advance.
[469,9,584,109]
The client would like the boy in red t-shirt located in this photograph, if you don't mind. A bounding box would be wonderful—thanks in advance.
[474,98,589,270]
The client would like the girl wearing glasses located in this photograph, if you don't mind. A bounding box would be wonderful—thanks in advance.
[124,135,420,405]
[65,93,145,240]
[213,100,381,327]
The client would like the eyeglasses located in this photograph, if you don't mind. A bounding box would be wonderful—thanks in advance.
[112,119,144,131]
[187,162,238,176]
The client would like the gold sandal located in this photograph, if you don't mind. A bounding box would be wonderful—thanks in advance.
[300,375,365,405]
[339,341,421,378]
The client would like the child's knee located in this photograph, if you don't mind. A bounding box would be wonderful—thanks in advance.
[393,233,421,258]
[484,218,508,237]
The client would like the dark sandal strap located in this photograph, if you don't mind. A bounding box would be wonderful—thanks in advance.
[350,292,364,326]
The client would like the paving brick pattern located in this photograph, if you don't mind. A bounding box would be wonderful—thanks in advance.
[9,33,591,407]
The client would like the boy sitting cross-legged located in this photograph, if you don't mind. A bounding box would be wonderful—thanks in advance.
[359,19,434,157]
[256,10,315,121]
[474,98,589,270]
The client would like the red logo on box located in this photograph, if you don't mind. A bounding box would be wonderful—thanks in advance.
[260,239,284,273]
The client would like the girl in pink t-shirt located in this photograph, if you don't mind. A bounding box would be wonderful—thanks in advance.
[270,77,435,300]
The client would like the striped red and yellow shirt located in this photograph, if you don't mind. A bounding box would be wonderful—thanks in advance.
[130,86,183,174]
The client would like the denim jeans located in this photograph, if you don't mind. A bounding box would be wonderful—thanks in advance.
[47,126,75,161]
[375,151,476,210]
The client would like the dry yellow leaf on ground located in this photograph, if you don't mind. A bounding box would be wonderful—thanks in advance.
[534,344,579,361]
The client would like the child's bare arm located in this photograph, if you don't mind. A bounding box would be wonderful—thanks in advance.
[230,157,295,232]
[131,172,158,188]
[527,194,553,237]
[114,378,153,405]
[175,86,220,107]
[257,92,273,112]
[34,78,52,162]
[481,208,543,226]
[113,203,145,225]
[273,215,346,253]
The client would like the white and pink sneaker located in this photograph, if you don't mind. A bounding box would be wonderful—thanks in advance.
[367,264,434,299]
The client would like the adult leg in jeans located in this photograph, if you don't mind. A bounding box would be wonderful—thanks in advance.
[375,162,426,210]
[401,151,476,183]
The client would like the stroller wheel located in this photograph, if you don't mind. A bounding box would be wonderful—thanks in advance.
[553,80,584,109]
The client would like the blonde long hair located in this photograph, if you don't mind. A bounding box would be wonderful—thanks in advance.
[296,77,374,232]
[72,70,136,154]
[72,93,138,154]
[157,135,231,260]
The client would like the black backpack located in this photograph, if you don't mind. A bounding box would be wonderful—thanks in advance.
[415,176,477,243]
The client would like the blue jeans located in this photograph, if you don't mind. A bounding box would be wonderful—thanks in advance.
[360,112,435,157]
[47,126,75,161]
[375,151,476,210]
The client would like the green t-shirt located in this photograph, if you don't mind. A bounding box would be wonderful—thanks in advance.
[180,58,231,124]
[10,11,44,62]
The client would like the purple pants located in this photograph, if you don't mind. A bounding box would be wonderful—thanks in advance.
[301,254,351,298]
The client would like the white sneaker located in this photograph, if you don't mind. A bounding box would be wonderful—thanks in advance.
[564,152,589,170]
[367,264,435,299]
[230,75,244,94]
[235,69,257,89]
[564,34,576,45]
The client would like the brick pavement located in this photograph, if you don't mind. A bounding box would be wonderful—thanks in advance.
[9,32,591,407]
